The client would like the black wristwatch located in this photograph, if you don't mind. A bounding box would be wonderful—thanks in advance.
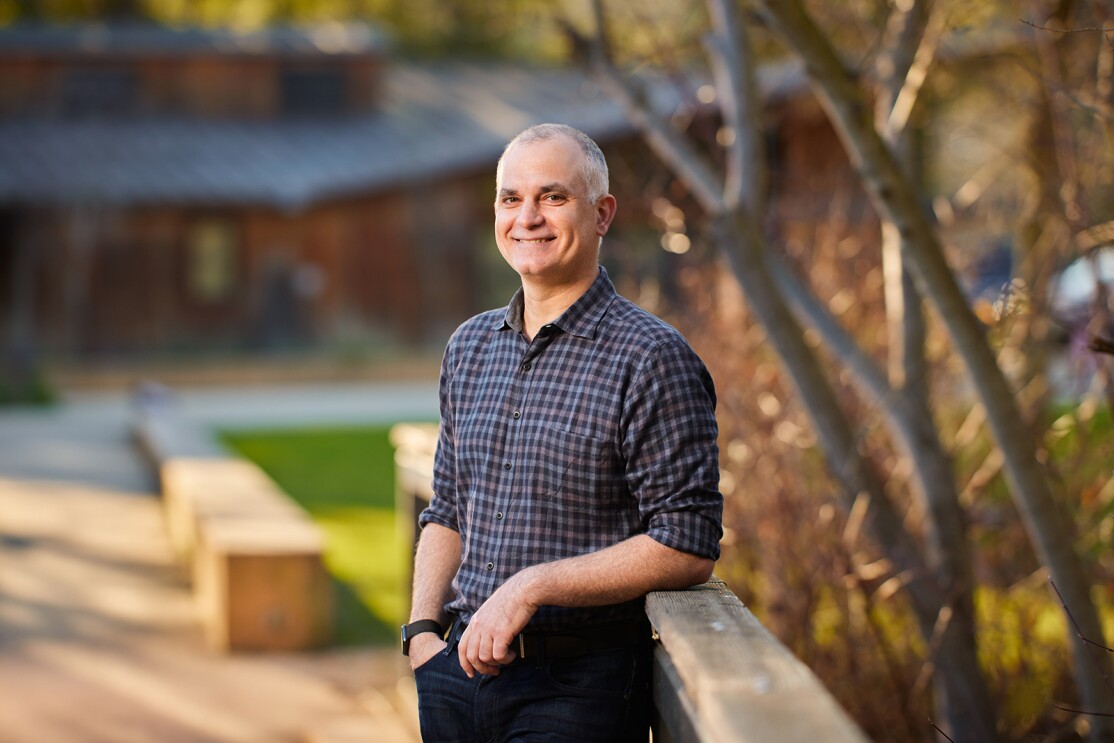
[401,619,444,656]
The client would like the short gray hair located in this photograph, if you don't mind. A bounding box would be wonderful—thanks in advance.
[496,124,610,204]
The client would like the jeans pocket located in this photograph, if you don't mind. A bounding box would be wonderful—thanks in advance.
[412,646,447,675]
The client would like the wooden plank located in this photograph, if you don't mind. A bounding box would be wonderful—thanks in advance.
[161,457,306,560]
[133,404,225,467]
[652,647,711,743]
[196,519,331,652]
[304,713,415,743]
[645,578,868,743]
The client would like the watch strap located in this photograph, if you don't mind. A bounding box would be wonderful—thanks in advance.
[401,619,444,655]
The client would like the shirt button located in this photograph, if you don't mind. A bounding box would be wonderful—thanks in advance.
[512,411,521,420]
[496,511,504,520]
[486,562,495,571]
[522,362,531,371]
[503,462,512,470]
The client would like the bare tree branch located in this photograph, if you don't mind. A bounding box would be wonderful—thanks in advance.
[704,0,764,214]
[1021,18,1114,33]
[886,6,947,140]
[768,256,895,405]
[587,0,726,215]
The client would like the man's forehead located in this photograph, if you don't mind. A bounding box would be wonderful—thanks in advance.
[498,138,585,189]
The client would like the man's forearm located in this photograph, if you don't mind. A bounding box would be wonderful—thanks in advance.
[409,522,461,626]
[517,533,713,609]
[458,534,712,677]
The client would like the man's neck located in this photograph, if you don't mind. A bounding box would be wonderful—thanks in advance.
[519,270,598,341]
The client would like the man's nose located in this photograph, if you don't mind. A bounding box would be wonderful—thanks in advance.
[517,199,544,227]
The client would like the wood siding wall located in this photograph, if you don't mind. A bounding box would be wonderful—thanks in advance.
[0,53,381,118]
[18,177,492,357]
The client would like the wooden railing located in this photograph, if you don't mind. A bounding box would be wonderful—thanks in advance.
[390,423,869,743]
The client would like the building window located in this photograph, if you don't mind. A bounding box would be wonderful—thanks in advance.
[187,219,236,303]
[61,68,137,116]
[281,68,347,115]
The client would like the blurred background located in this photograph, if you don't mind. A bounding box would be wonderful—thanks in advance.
[1,1,1113,742]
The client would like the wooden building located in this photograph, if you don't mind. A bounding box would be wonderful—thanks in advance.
[0,21,875,364]
[0,23,663,361]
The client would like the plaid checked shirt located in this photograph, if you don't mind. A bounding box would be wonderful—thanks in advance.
[420,267,723,631]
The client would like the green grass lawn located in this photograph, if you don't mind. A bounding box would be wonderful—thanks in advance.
[221,425,412,646]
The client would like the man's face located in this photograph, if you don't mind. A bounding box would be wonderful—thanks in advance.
[494,135,615,289]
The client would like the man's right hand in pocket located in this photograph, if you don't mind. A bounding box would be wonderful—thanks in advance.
[409,633,448,671]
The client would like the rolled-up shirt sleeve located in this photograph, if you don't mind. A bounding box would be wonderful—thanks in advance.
[621,339,723,560]
[419,342,460,533]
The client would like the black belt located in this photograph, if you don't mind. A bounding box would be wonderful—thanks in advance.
[446,617,650,661]
[514,619,650,660]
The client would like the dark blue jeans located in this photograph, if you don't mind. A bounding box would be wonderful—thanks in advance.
[413,632,651,742]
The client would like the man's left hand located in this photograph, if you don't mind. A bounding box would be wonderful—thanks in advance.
[458,569,539,678]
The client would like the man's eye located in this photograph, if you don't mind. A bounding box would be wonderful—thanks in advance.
[544,194,566,202]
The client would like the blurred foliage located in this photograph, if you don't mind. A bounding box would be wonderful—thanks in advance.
[222,424,404,645]
[0,0,581,60]
[0,365,56,407]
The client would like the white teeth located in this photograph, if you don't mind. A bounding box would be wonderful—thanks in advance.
[517,239,551,244]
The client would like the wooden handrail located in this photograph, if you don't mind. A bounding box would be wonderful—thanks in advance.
[647,579,867,742]
[390,423,868,743]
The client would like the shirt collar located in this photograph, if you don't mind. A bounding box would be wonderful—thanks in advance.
[496,267,617,340]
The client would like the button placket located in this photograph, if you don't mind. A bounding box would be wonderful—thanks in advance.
[486,338,541,589]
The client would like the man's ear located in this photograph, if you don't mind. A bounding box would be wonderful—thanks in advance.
[595,194,618,236]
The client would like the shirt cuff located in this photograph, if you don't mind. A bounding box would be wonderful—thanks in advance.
[418,504,458,533]
[645,509,722,561]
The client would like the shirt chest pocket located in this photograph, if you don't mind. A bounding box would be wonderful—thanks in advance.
[534,428,622,512]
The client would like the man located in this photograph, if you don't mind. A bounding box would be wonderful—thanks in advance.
[404,123,722,742]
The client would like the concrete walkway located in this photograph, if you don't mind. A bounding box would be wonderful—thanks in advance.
[0,381,438,743]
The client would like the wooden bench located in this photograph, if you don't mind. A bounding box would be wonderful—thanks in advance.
[390,423,868,742]
[134,390,332,652]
